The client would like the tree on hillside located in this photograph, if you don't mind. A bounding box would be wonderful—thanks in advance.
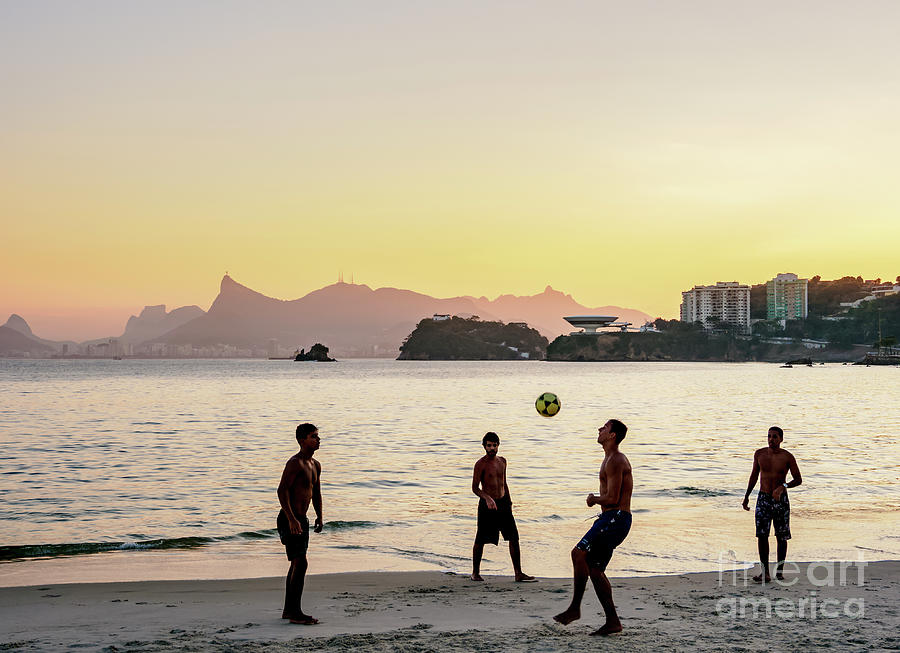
[653,318,703,333]
[749,284,767,319]
[807,276,869,316]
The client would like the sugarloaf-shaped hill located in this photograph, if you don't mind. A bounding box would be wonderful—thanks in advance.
[151,275,652,358]
[0,315,58,355]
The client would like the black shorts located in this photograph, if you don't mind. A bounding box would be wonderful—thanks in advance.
[755,491,791,540]
[475,494,519,545]
[575,510,632,572]
[277,509,310,560]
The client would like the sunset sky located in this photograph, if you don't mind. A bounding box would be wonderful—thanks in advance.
[3,1,899,340]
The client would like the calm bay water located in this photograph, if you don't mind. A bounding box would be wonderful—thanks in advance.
[1,359,898,585]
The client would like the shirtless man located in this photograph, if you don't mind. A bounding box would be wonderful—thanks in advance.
[471,432,534,582]
[742,425,802,583]
[554,419,633,636]
[276,423,323,624]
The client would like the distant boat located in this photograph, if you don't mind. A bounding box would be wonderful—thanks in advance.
[858,350,900,366]
[780,363,793,368]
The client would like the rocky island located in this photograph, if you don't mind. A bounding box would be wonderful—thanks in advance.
[397,316,548,360]
[294,343,336,361]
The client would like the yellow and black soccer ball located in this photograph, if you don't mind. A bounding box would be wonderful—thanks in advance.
[535,392,561,417]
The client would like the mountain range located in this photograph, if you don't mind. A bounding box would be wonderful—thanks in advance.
[1,276,652,357]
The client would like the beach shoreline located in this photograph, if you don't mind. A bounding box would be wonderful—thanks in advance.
[3,562,897,651]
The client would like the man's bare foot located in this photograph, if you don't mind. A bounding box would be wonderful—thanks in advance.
[515,573,537,582]
[288,614,319,625]
[470,573,484,581]
[775,572,785,581]
[752,573,771,583]
[590,621,623,636]
[553,608,580,625]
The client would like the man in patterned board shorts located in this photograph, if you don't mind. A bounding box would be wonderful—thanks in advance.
[742,425,803,583]
[554,419,633,636]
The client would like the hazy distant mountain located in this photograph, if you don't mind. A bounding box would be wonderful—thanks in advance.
[465,286,653,339]
[0,313,69,353]
[4,314,33,336]
[121,304,205,344]
[151,275,653,357]
[0,318,56,355]
[153,275,495,356]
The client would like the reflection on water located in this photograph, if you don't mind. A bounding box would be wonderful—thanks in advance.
[1,359,898,580]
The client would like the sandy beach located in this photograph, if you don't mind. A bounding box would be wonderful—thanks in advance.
[2,561,897,651]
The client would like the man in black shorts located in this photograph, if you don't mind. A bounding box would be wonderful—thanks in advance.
[554,419,633,636]
[471,432,534,582]
[276,423,323,624]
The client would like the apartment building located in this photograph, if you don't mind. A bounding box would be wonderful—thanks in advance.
[680,282,751,333]
[766,273,808,321]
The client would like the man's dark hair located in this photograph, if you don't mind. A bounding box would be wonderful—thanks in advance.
[296,422,318,444]
[769,425,784,439]
[609,419,628,444]
[482,431,500,446]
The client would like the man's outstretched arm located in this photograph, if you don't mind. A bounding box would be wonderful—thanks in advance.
[312,460,323,532]
[774,453,802,500]
[787,454,802,487]
[742,452,760,510]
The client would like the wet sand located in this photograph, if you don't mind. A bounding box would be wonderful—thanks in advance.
[1,562,898,651]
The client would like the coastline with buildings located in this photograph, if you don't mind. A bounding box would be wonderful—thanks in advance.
[548,273,898,363]
[2,274,897,363]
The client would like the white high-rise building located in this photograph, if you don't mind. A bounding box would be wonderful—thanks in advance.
[680,282,751,333]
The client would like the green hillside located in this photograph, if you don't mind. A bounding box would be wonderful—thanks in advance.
[397,316,548,360]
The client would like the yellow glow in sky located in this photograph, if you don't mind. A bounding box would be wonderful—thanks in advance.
[2,2,899,339]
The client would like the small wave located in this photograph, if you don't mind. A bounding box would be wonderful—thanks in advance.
[518,514,564,524]
[235,529,278,540]
[326,520,381,530]
[1,521,387,561]
[0,536,219,561]
[649,486,733,498]
[345,480,424,488]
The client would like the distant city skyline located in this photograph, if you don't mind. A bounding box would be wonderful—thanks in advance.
[3,2,900,338]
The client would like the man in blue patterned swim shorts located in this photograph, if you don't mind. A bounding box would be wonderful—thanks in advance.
[742,425,802,583]
[554,419,633,636]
